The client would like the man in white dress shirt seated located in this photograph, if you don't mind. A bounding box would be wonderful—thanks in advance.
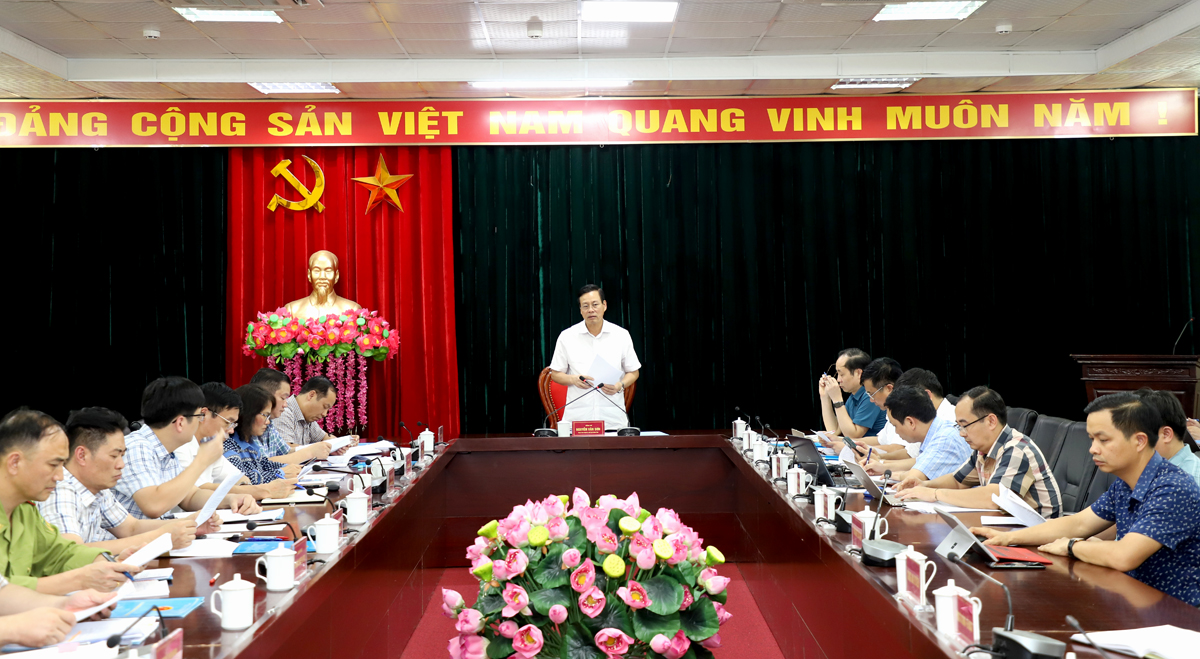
[866,367,957,461]
[547,284,641,431]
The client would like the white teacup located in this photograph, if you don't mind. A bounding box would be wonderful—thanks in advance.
[854,510,889,541]
[255,546,296,592]
[210,573,255,630]
[343,491,369,525]
[786,468,813,497]
[306,513,340,554]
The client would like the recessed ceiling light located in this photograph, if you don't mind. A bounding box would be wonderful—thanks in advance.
[874,1,985,21]
[468,80,632,89]
[249,82,341,94]
[581,2,678,23]
[831,77,921,90]
[174,8,283,23]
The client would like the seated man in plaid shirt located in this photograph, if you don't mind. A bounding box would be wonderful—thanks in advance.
[40,407,217,553]
[895,386,1063,518]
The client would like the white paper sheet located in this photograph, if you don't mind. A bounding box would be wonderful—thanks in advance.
[585,354,623,388]
[117,579,170,599]
[991,486,1046,527]
[133,568,174,581]
[179,508,283,524]
[342,441,395,460]
[194,471,242,525]
[902,502,997,515]
[71,592,123,622]
[980,516,1022,526]
[1069,624,1200,659]
[121,533,173,568]
[168,538,238,558]
[326,436,354,452]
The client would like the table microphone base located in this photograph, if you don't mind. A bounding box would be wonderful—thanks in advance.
[990,628,1066,659]
[533,428,557,437]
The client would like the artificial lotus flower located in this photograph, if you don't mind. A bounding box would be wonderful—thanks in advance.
[618,516,641,536]
[570,558,596,593]
[616,581,652,610]
[629,532,653,556]
[528,525,550,547]
[447,634,489,659]
[636,546,656,570]
[455,609,484,635]
[505,518,531,548]
[650,634,671,654]
[667,535,689,565]
[471,561,493,582]
[528,502,549,526]
[579,586,606,618]
[571,487,591,513]
[501,548,530,579]
[543,495,566,518]
[596,527,619,554]
[441,589,464,618]
[497,621,518,639]
[596,494,623,511]
[512,625,544,659]
[602,554,625,579]
[546,516,569,541]
[641,515,664,541]
[714,601,732,625]
[704,574,731,595]
[501,583,531,618]
[594,628,635,656]
[680,584,694,610]
[701,633,723,649]
[465,536,490,562]
[653,539,674,560]
[562,548,582,569]
[706,545,726,567]
[477,520,499,539]
[663,630,691,659]
[548,605,568,624]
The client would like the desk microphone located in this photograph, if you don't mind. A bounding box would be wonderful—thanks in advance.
[352,455,389,492]
[311,464,362,475]
[1174,317,1195,354]
[948,552,1014,632]
[106,605,167,648]
[305,483,340,512]
[398,422,415,446]
[754,415,767,434]
[1066,615,1114,659]
[245,520,298,542]
[535,376,605,436]
[946,555,1066,659]
[587,381,640,436]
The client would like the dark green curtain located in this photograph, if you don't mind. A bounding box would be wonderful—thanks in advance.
[8,148,227,424]
[453,137,1200,434]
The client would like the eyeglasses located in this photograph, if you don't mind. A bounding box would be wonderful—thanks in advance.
[580,302,604,311]
[259,412,271,420]
[866,384,888,401]
[182,408,208,420]
[213,411,236,430]
[826,363,838,377]
[954,415,990,433]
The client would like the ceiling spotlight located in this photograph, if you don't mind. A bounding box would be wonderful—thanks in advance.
[174,8,283,23]
[528,17,543,39]
[874,2,985,21]
[831,77,921,90]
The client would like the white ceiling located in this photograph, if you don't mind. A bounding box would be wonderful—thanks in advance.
[0,0,1199,99]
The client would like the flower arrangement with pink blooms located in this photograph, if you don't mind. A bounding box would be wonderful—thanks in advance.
[442,489,731,659]
[243,307,399,362]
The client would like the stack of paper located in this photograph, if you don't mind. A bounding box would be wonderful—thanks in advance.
[122,533,174,567]
[71,593,124,622]
[168,538,238,558]
[903,501,996,515]
[193,472,243,525]
[991,486,1047,527]
[133,568,174,582]
[118,580,170,599]
[326,436,355,452]
[1070,624,1200,659]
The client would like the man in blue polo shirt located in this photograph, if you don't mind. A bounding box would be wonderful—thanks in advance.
[820,348,887,439]
[971,392,1200,606]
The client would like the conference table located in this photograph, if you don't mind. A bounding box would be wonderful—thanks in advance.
[139,432,1200,659]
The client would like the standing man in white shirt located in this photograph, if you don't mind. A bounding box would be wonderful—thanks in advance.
[547,285,641,431]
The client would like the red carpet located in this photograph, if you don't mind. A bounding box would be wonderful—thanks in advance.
[400,563,784,659]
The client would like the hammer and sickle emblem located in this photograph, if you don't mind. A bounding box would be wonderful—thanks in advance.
[267,155,326,212]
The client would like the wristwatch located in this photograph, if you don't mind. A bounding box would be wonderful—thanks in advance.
[1067,538,1079,560]
[832,401,845,409]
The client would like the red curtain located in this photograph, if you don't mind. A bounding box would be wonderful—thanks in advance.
[225,146,459,440]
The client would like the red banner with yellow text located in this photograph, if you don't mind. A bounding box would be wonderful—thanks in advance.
[0,88,1193,147]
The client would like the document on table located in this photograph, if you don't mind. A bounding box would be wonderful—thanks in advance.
[992,486,1046,527]
[980,516,1023,526]
[133,568,174,581]
[168,538,238,558]
[3,619,157,652]
[117,578,170,599]
[122,532,173,568]
[0,642,119,658]
[326,435,355,452]
[586,355,623,388]
[194,471,241,525]
[1069,624,1200,659]
[180,508,284,524]
[71,592,124,622]
[343,440,396,459]
[902,501,996,515]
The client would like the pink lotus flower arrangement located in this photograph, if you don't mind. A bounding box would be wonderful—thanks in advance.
[443,489,731,659]
[242,307,398,362]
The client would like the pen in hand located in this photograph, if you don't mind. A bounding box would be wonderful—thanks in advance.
[101,552,135,582]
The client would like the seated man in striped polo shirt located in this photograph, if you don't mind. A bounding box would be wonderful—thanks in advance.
[895,386,1063,518]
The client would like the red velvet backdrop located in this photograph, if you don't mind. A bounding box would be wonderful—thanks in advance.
[225,146,459,440]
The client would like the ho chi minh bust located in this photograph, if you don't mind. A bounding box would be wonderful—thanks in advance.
[284,250,362,319]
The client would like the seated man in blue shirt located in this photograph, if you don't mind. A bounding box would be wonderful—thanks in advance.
[972,392,1200,606]
[820,348,887,439]
[1137,389,1200,486]
[861,386,971,482]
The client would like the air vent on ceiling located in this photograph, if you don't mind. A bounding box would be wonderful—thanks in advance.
[152,0,323,10]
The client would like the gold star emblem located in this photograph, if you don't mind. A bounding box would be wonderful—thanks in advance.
[351,155,414,214]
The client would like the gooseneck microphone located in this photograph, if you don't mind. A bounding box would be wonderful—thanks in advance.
[245,520,298,542]
[311,464,362,475]
[1066,615,1114,659]
[535,376,607,436]
[1174,317,1195,355]
[305,482,340,512]
[948,552,1014,632]
[398,422,415,445]
[107,605,167,648]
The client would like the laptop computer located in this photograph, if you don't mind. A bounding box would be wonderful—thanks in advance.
[786,435,838,488]
[843,461,905,507]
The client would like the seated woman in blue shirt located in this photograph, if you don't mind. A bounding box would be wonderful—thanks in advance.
[971,393,1200,607]
[224,385,287,486]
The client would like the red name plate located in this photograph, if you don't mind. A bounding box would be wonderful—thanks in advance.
[154,628,184,659]
[571,421,606,436]
[850,514,864,549]
[294,533,308,581]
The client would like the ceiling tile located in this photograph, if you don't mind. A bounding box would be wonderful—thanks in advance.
[580,22,673,39]
[971,0,1091,20]
[487,20,576,39]
[283,4,381,22]
[3,21,108,40]
[926,31,1034,49]
[840,34,939,51]
[162,82,264,99]
[1041,13,1163,31]
[1142,72,1200,87]
[92,21,206,40]
[581,38,667,53]
[857,19,960,36]
[56,2,180,23]
[376,3,477,23]
[309,40,406,57]
[668,79,751,91]
[293,22,393,40]
[74,81,186,98]
[333,82,426,98]
[1140,37,1200,53]
[0,2,83,23]
[190,22,299,39]
[902,76,1005,93]
[775,4,878,22]
[1014,29,1131,49]
[491,37,576,53]
[1064,71,1178,89]
[948,16,1058,34]
[676,3,781,23]
[401,39,492,55]
[1105,51,1200,72]
[669,37,759,53]
[0,80,97,98]
[477,2,576,22]
[980,74,1093,92]
[755,36,848,52]
[215,39,316,56]
[389,22,485,40]
[120,38,232,56]
[745,78,837,94]
[29,38,141,57]
[766,21,862,38]
[1071,0,1186,15]
[674,22,767,39]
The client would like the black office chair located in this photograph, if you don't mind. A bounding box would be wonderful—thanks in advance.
[1080,469,1116,513]
[1028,415,1072,467]
[1050,421,1100,514]
[1006,407,1039,436]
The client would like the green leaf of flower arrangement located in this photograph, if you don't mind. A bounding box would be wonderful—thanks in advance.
[692,645,716,659]
[476,593,504,616]
[630,609,681,644]
[605,508,627,536]
[533,544,570,589]
[529,586,572,615]
[581,600,632,637]
[562,623,606,659]
[643,576,685,615]
[565,517,588,551]
[678,598,719,641]
[486,635,513,659]
[707,589,727,605]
